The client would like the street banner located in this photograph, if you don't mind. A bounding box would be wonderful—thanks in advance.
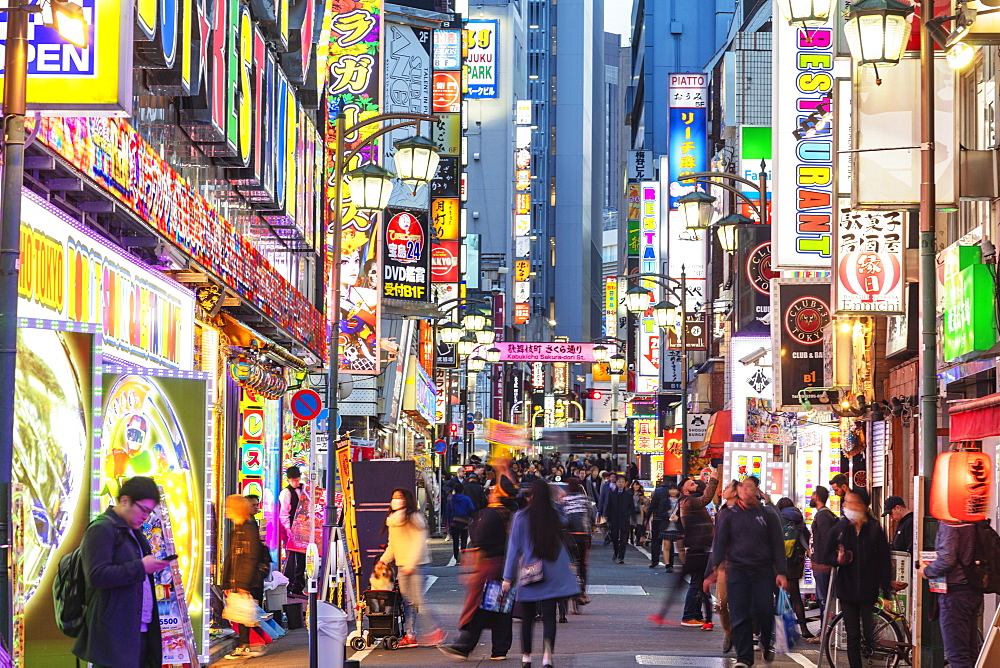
[484,419,528,449]
[477,342,618,363]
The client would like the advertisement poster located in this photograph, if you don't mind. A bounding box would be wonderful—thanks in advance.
[325,0,384,375]
[737,230,775,331]
[745,398,797,457]
[144,501,198,665]
[729,336,774,436]
[99,370,211,662]
[386,23,432,209]
[723,442,772,491]
[382,209,431,302]
[773,280,831,409]
[17,321,99,667]
[464,20,499,98]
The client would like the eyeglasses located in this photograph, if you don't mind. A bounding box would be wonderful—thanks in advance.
[134,501,156,516]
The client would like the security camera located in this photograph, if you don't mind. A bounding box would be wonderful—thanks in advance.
[738,347,769,366]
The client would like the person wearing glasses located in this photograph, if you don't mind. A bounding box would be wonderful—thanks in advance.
[72,476,170,668]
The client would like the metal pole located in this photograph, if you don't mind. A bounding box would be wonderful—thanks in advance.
[0,0,29,648]
[680,266,689,478]
[916,1,939,665]
[758,159,768,228]
[611,374,619,469]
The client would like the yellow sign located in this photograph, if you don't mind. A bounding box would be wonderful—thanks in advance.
[336,442,361,572]
[432,198,460,239]
[515,260,531,282]
[0,0,133,114]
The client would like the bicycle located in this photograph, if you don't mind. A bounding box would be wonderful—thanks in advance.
[820,591,912,668]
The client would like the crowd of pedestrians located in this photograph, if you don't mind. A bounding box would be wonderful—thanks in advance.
[368,453,986,668]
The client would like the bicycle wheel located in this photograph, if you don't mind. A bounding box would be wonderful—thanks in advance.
[823,609,907,668]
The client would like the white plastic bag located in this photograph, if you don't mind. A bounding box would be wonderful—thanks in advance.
[222,591,263,627]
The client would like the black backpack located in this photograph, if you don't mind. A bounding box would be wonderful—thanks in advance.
[965,520,1000,595]
[53,517,125,638]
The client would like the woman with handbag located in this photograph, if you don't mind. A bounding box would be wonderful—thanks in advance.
[819,488,893,668]
[776,497,814,639]
[439,485,516,660]
[222,494,270,660]
[502,479,580,668]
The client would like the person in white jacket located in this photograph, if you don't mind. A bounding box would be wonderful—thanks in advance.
[377,487,445,648]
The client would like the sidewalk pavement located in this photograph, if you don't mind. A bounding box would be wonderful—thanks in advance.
[210,536,821,667]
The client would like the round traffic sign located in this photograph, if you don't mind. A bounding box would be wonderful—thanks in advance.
[434,440,447,454]
[290,389,323,421]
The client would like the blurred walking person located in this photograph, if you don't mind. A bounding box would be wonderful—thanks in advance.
[808,485,838,631]
[679,471,720,626]
[605,476,635,564]
[650,482,682,571]
[447,483,475,565]
[776,497,814,639]
[222,495,271,659]
[439,486,515,661]
[377,488,445,648]
[560,477,595,608]
[631,481,650,546]
[502,480,580,668]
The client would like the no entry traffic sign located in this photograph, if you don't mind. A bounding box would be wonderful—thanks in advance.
[290,389,323,421]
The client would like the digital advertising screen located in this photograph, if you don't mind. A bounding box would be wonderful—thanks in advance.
[99,369,212,663]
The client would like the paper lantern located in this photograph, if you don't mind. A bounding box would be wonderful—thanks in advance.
[930,450,993,522]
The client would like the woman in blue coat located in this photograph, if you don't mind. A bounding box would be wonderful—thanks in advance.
[502,479,580,668]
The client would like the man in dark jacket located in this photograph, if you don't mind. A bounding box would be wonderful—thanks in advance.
[605,476,635,563]
[809,485,838,617]
[707,476,787,666]
[463,474,488,511]
[919,520,983,668]
[73,476,170,668]
[883,495,914,553]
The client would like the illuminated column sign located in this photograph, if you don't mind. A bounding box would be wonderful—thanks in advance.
[637,182,659,394]
[772,15,835,269]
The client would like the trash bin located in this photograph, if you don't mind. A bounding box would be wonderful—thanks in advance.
[317,602,348,666]
[283,602,304,630]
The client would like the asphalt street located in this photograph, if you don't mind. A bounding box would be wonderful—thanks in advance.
[212,536,822,667]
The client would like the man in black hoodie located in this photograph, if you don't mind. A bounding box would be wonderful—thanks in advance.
[707,476,787,667]
[463,474,488,511]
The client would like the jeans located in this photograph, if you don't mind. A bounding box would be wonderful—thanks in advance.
[681,552,711,623]
[650,519,664,565]
[452,609,513,657]
[938,588,984,668]
[814,569,831,619]
[726,566,777,665]
[839,599,876,668]
[451,527,468,561]
[609,523,628,560]
[520,598,558,656]
[398,566,443,639]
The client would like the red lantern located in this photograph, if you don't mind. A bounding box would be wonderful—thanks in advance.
[930,450,993,523]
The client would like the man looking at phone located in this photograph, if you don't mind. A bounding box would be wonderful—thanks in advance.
[73,476,170,668]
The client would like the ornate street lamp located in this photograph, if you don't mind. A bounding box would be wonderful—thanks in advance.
[456,335,477,358]
[608,354,627,376]
[624,286,653,314]
[592,344,610,363]
[653,301,678,330]
[776,0,836,26]
[475,328,496,345]
[468,355,486,372]
[439,321,464,344]
[463,309,487,331]
[485,346,502,363]
[392,136,442,188]
[715,213,755,254]
[844,0,914,69]
[346,163,396,211]
[677,190,716,231]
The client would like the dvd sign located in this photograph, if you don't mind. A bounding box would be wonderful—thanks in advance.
[383,210,431,302]
[431,240,459,283]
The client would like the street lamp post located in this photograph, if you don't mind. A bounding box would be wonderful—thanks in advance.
[322,110,438,666]
[0,0,88,646]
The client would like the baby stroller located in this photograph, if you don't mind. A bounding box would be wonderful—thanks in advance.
[352,586,406,650]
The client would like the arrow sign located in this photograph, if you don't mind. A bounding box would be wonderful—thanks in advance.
[290,389,323,421]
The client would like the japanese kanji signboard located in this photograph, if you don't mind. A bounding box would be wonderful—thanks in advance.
[834,210,906,314]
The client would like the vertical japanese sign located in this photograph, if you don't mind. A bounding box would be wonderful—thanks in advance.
[834,210,905,314]
[323,0,384,375]
[238,389,266,500]
[638,182,660,394]
[383,209,431,301]
[773,16,834,269]
[464,19,498,98]
[604,276,618,337]
[514,91,532,324]
[627,183,641,257]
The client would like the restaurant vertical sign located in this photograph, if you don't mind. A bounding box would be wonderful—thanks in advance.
[323,0,384,374]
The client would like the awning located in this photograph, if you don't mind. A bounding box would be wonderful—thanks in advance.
[949,392,1000,441]
[699,410,732,457]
